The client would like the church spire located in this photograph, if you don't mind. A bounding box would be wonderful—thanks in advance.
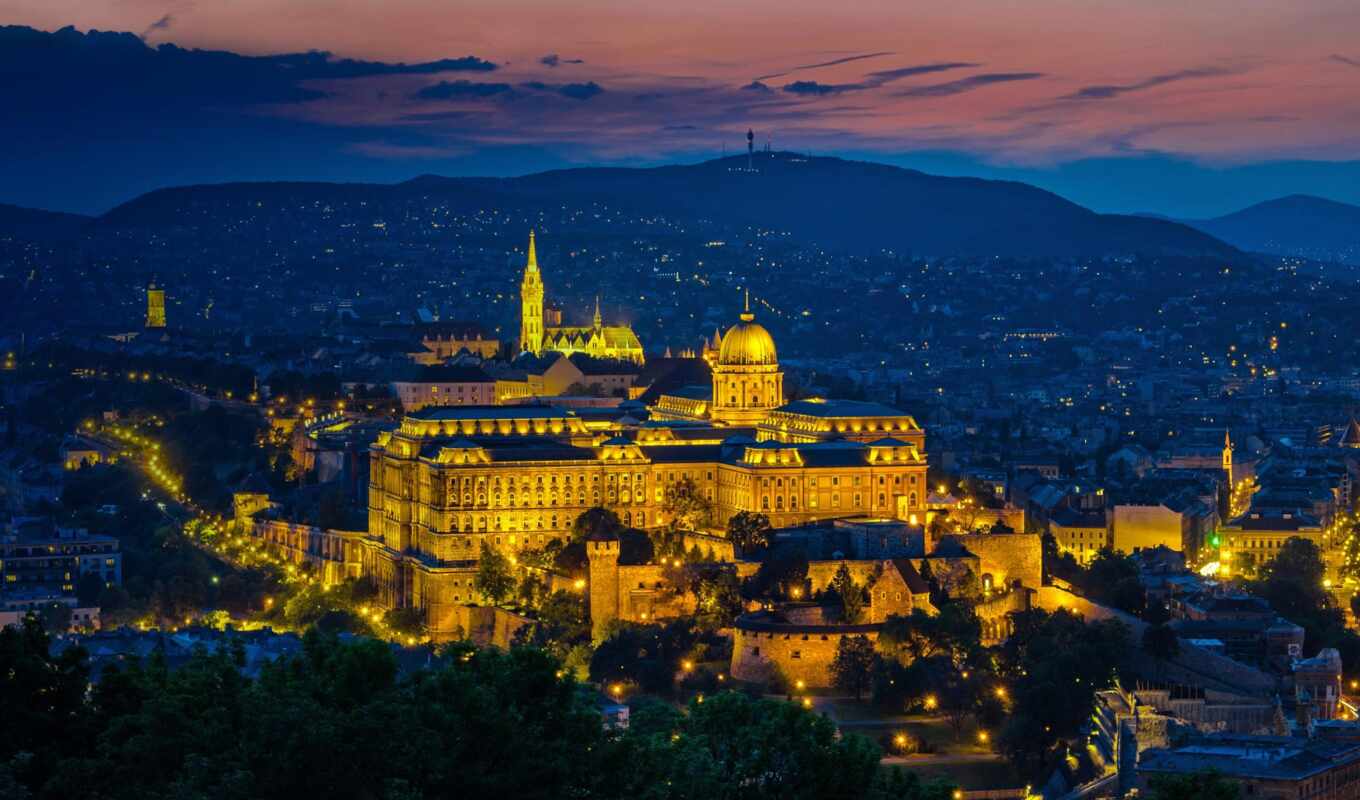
[520,230,544,355]
[740,288,754,322]
[593,295,602,329]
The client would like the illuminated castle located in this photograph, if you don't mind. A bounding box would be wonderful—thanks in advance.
[708,292,784,425]
[339,300,932,638]
[145,283,166,328]
[519,231,644,363]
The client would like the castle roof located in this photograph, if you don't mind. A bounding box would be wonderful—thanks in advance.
[410,365,494,383]
[717,296,777,366]
[886,559,931,594]
[407,404,569,421]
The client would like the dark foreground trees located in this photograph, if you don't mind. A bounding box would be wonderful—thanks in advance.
[0,617,950,800]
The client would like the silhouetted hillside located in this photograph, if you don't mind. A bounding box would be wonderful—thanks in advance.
[100,153,1233,259]
[0,202,91,239]
[1182,195,1360,264]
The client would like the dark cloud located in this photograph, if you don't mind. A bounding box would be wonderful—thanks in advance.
[522,80,603,100]
[755,51,893,81]
[896,72,1044,98]
[783,80,845,96]
[741,80,774,93]
[415,80,514,100]
[559,81,603,100]
[0,24,499,113]
[400,110,473,123]
[1332,54,1360,68]
[782,62,980,96]
[540,53,585,67]
[141,14,174,38]
[866,62,979,81]
[1060,67,1232,101]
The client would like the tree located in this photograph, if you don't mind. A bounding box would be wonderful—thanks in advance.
[660,691,883,798]
[1083,548,1146,615]
[831,635,877,700]
[1253,537,1330,623]
[997,608,1131,779]
[746,550,809,601]
[475,542,515,606]
[829,563,865,623]
[1251,537,1360,674]
[571,506,623,543]
[589,619,700,693]
[383,607,426,638]
[726,511,772,554]
[695,571,744,629]
[5,616,901,800]
[877,606,983,667]
[1147,770,1242,800]
[663,476,713,530]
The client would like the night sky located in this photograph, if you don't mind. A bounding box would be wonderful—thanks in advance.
[3,0,1360,216]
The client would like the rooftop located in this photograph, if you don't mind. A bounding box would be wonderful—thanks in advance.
[1139,734,1360,781]
[775,398,916,420]
[406,404,575,422]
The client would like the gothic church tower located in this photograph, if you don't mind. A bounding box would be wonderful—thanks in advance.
[520,231,544,355]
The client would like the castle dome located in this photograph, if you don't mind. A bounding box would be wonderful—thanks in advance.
[718,304,777,366]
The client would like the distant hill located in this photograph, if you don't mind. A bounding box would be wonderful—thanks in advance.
[100,153,1234,259]
[1181,195,1360,264]
[0,202,91,239]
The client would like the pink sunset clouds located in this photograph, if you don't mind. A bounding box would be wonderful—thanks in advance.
[2,0,1359,167]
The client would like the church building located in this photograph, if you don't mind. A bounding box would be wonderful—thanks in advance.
[519,231,644,364]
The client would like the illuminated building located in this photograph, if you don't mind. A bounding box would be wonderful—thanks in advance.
[391,365,496,411]
[145,283,166,328]
[408,322,499,364]
[1218,509,1323,578]
[519,231,644,363]
[352,303,930,637]
[707,292,783,426]
[1137,732,1360,800]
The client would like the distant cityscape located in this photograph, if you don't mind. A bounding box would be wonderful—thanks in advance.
[4,150,1360,799]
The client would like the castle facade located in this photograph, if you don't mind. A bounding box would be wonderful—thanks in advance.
[350,294,929,637]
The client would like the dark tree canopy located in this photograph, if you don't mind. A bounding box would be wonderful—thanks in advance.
[1147,770,1242,800]
[996,608,1131,779]
[1,617,926,800]
[727,511,773,554]
[831,635,877,700]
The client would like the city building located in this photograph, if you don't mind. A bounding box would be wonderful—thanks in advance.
[408,322,500,363]
[1136,734,1360,800]
[59,434,118,471]
[1219,509,1325,579]
[390,365,496,411]
[1,519,122,598]
[340,304,934,637]
[519,231,644,363]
